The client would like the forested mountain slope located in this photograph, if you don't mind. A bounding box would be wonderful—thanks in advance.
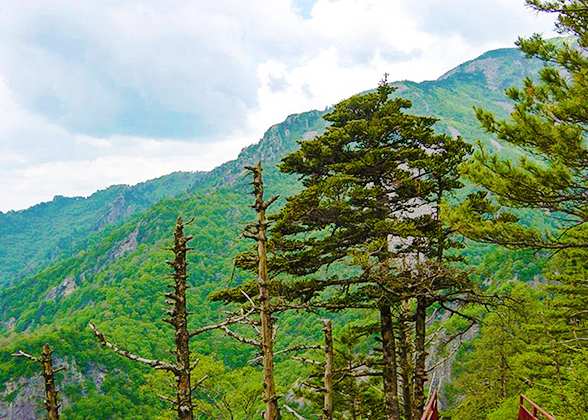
[0,172,205,286]
[0,45,546,420]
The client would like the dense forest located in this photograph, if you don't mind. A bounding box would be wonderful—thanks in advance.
[1,1,588,419]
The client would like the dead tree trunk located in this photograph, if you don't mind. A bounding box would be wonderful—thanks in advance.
[245,162,280,420]
[91,216,253,420]
[322,320,334,420]
[164,216,195,419]
[379,306,400,420]
[13,344,61,420]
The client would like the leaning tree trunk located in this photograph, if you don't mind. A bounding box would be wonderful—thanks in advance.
[380,305,400,420]
[247,162,280,420]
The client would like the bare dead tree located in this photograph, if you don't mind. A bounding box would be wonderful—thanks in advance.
[13,344,62,420]
[90,216,253,420]
[243,162,280,420]
[294,319,386,419]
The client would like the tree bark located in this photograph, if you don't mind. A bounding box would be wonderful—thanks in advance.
[164,216,194,420]
[13,345,61,420]
[397,305,413,420]
[248,162,280,420]
[413,296,428,420]
[379,306,400,420]
[322,320,334,420]
[41,344,60,420]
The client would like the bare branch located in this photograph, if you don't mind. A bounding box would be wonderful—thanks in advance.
[189,306,256,338]
[264,196,279,210]
[241,290,257,308]
[190,374,209,393]
[220,326,261,348]
[12,350,40,362]
[341,371,383,378]
[89,323,176,372]
[292,356,325,367]
[283,404,308,420]
[189,358,200,371]
[249,345,324,364]
[157,393,176,405]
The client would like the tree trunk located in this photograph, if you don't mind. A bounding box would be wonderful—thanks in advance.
[13,345,61,420]
[164,216,194,420]
[413,296,428,420]
[379,306,400,420]
[41,344,60,420]
[397,305,413,420]
[323,320,334,420]
[249,162,280,420]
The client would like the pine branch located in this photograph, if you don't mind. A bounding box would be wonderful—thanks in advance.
[438,302,479,324]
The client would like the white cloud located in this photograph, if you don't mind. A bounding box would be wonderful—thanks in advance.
[245,0,559,135]
[0,0,560,212]
[1,134,251,212]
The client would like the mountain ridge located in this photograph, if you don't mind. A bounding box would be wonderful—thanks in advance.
[0,44,550,420]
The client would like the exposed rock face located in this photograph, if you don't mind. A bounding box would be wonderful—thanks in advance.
[0,358,106,420]
[44,275,77,301]
[111,228,139,260]
[1,317,16,331]
[104,195,136,226]
[446,126,462,139]
[427,320,480,409]
[0,376,40,420]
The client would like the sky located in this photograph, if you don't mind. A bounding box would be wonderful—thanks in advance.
[0,0,559,212]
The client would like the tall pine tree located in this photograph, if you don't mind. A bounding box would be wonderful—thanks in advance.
[270,77,474,419]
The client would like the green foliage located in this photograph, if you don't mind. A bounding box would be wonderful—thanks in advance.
[0,41,576,420]
[449,282,588,420]
[451,31,588,250]
[0,172,204,287]
[272,78,471,278]
[292,318,388,420]
[444,4,588,419]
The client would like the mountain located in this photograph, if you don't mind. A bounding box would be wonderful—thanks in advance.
[0,46,545,420]
[0,172,205,287]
